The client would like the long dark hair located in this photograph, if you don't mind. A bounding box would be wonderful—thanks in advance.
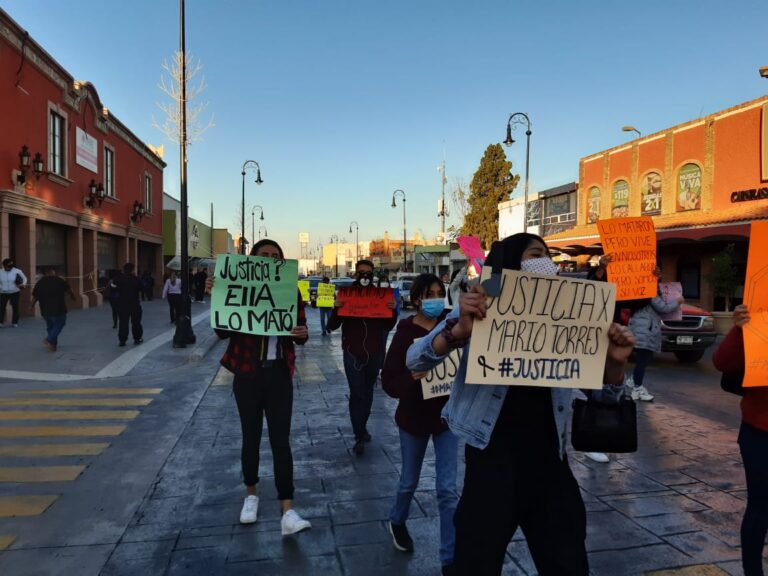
[410,273,445,308]
[485,232,548,271]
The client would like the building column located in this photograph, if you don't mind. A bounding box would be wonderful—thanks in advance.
[153,243,163,299]
[117,236,130,269]
[13,215,35,319]
[0,211,9,261]
[66,227,88,310]
[83,229,101,307]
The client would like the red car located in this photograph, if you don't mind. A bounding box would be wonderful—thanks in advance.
[660,303,717,362]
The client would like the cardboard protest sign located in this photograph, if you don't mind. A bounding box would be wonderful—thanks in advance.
[422,347,463,399]
[743,221,768,388]
[337,286,395,318]
[597,217,657,301]
[659,282,683,321]
[210,254,298,336]
[465,269,616,390]
[316,282,335,308]
[298,280,310,302]
[457,235,486,275]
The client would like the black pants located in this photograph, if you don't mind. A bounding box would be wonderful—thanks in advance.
[108,299,119,327]
[632,348,655,387]
[739,422,768,576]
[194,285,205,302]
[0,292,20,324]
[118,306,143,343]
[233,365,294,501]
[167,294,182,322]
[342,350,384,440]
[454,443,588,576]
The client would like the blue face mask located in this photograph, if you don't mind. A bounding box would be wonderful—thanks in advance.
[420,298,445,319]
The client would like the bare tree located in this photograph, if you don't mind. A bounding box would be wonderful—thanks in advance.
[153,52,214,145]
[446,177,470,241]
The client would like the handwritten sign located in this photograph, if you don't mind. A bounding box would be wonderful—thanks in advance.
[337,286,395,318]
[210,254,298,336]
[457,235,486,275]
[743,221,768,388]
[316,283,335,308]
[597,217,657,301]
[659,282,683,321]
[422,347,463,399]
[465,269,616,389]
[298,280,310,302]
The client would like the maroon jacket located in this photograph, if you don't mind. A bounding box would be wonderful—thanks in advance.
[712,326,768,432]
[382,314,449,436]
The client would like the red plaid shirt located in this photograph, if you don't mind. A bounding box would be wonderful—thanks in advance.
[216,291,307,378]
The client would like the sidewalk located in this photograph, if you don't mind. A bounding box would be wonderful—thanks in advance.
[0,299,216,381]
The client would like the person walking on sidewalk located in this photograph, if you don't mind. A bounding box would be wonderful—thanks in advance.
[193,268,207,303]
[407,233,636,576]
[140,270,155,301]
[327,259,398,456]
[30,268,76,351]
[0,258,28,327]
[382,273,458,576]
[207,239,313,536]
[713,304,768,576]
[162,272,182,323]
[318,276,332,335]
[104,271,120,329]
[115,262,143,346]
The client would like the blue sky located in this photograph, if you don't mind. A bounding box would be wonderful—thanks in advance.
[5,0,767,258]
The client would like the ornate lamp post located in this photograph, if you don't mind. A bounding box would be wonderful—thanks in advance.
[330,234,340,277]
[503,113,532,233]
[240,160,263,254]
[391,189,407,272]
[258,225,268,240]
[251,205,264,248]
[348,221,359,263]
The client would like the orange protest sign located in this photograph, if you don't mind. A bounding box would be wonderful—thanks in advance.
[336,286,395,318]
[743,221,768,388]
[597,217,657,301]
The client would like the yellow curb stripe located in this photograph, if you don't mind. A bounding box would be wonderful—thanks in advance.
[0,534,15,550]
[0,411,139,421]
[0,443,109,457]
[0,495,58,517]
[0,398,153,407]
[0,425,125,437]
[21,388,162,395]
[0,466,84,482]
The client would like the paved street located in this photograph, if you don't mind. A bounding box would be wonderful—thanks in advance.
[0,303,765,575]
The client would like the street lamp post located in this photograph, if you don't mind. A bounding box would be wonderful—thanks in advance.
[348,221,359,263]
[391,189,407,272]
[503,113,532,233]
[258,225,268,240]
[241,160,263,254]
[251,205,264,249]
[330,234,340,277]
[622,125,642,138]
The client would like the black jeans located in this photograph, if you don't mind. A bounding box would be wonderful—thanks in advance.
[118,306,143,343]
[454,443,588,576]
[342,350,384,440]
[108,298,119,327]
[632,347,655,387]
[233,365,295,501]
[0,292,20,324]
[739,422,768,576]
[167,294,182,322]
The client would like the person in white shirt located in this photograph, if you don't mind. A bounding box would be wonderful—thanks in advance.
[0,258,28,327]
[161,272,183,323]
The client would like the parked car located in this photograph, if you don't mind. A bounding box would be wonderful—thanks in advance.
[392,279,413,310]
[331,277,355,288]
[660,303,717,362]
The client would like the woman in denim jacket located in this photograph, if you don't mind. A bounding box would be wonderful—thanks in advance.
[406,233,636,576]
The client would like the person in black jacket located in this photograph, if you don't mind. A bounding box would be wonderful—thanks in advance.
[115,262,144,346]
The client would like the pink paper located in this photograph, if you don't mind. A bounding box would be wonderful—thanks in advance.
[457,236,486,275]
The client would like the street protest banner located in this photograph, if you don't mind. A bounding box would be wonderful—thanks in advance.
[457,235,486,275]
[337,286,395,318]
[743,221,768,388]
[210,254,298,336]
[422,347,463,399]
[465,269,616,389]
[597,217,657,301]
[316,282,335,308]
[298,280,310,302]
[659,282,683,321]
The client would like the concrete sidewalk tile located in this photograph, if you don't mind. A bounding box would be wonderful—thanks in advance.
[223,554,342,576]
[0,544,113,576]
[588,544,695,575]
[586,510,661,551]
[645,565,730,575]
[663,530,741,564]
[604,493,709,518]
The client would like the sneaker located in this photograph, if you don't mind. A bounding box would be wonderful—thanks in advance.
[281,509,311,535]
[389,521,414,552]
[119,341,126,347]
[585,452,610,463]
[632,385,654,402]
[239,495,259,524]
[134,338,143,344]
[11,324,18,328]
[43,339,55,352]
[353,439,365,456]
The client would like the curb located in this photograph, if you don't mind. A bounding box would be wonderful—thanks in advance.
[189,331,221,363]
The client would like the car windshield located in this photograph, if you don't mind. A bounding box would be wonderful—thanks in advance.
[401,281,412,290]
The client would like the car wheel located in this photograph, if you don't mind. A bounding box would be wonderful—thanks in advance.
[674,350,705,363]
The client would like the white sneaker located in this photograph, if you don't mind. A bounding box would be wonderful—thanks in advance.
[281,509,312,535]
[239,495,259,524]
[632,385,654,402]
[585,452,610,463]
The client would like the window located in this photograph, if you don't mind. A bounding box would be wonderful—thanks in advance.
[49,110,66,176]
[104,146,115,197]
[144,173,152,213]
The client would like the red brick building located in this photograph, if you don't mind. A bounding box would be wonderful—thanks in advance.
[0,9,164,315]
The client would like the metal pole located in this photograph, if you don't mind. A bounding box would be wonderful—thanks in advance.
[403,197,407,272]
[251,211,254,249]
[524,129,531,234]
[240,170,246,254]
[356,226,359,263]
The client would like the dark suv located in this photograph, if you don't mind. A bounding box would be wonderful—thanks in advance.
[660,303,717,362]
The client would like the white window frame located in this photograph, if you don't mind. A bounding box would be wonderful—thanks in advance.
[104,144,115,198]
[47,103,68,177]
[144,172,153,213]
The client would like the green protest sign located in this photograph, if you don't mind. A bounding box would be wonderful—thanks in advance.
[210,254,299,336]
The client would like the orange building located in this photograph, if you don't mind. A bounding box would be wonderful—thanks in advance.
[546,96,768,310]
[0,9,165,314]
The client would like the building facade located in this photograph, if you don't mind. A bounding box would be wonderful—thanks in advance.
[0,9,164,312]
[545,96,768,310]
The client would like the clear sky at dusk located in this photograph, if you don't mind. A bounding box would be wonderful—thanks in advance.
[4,0,767,258]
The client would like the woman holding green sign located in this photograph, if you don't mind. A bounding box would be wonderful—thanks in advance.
[207,239,312,536]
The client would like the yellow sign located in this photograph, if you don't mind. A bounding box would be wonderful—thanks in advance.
[316,282,335,308]
[298,280,310,302]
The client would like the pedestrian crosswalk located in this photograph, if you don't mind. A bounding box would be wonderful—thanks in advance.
[0,386,162,550]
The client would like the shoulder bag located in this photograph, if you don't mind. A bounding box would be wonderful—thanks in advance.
[571,394,638,453]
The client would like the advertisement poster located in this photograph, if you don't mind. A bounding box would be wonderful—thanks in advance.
[677,163,702,211]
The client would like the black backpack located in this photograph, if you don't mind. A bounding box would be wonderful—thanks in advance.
[720,371,744,396]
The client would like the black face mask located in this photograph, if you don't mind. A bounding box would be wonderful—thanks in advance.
[356,271,374,286]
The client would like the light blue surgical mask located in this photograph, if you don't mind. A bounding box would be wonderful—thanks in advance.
[420,298,445,319]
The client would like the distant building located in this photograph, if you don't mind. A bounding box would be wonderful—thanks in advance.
[498,182,577,240]
[162,193,215,272]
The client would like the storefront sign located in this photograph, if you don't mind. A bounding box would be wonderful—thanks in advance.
[587,186,601,223]
[641,172,662,215]
[677,163,702,211]
[75,127,98,173]
[730,187,768,203]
